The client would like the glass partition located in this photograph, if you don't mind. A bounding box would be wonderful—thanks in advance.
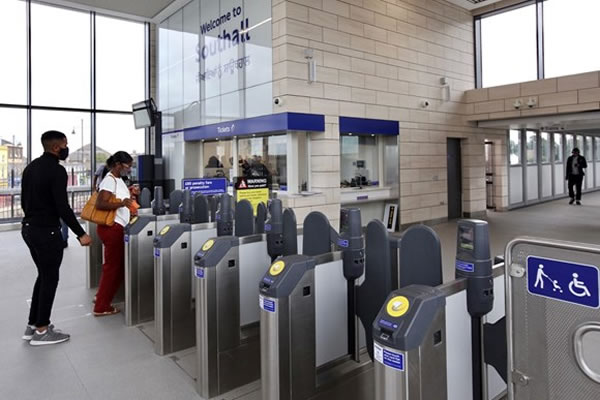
[0,0,27,105]
[526,131,537,164]
[340,135,379,187]
[596,137,600,162]
[203,140,233,179]
[586,137,593,161]
[553,133,563,163]
[509,130,521,165]
[541,132,551,163]
[566,134,575,155]
[238,135,287,188]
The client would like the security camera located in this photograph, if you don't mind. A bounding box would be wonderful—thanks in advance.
[273,97,283,106]
[421,100,430,108]
[527,98,537,108]
[513,99,522,110]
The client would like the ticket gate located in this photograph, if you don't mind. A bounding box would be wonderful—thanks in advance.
[85,221,103,289]
[153,195,258,356]
[123,186,187,326]
[193,199,300,399]
[373,219,506,400]
[505,238,600,400]
[260,208,415,400]
[258,220,443,400]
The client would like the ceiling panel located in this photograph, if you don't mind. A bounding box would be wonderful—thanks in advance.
[38,0,179,20]
[444,0,509,11]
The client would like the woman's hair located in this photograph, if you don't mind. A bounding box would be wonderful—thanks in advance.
[106,151,133,168]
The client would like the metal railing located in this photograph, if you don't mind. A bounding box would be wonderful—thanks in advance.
[0,186,91,223]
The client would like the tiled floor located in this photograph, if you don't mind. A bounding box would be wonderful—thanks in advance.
[2,192,600,400]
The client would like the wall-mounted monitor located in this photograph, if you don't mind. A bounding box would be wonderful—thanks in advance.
[132,99,157,129]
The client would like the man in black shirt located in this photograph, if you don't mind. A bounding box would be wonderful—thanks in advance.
[21,130,92,346]
[565,147,587,205]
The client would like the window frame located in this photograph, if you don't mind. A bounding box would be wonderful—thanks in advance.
[0,0,150,183]
[475,0,547,88]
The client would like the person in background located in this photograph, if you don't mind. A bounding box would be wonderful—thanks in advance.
[92,163,108,192]
[566,147,587,205]
[21,130,92,346]
[93,151,135,316]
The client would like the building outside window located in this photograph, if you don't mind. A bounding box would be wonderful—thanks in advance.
[541,132,551,163]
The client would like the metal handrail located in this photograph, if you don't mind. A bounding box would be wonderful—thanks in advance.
[0,187,92,222]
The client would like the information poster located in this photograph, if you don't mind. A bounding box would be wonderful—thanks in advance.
[182,178,228,195]
[235,177,269,215]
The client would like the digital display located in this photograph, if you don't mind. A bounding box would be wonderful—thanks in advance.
[459,225,474,251]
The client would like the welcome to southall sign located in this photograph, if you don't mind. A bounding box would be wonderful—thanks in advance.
[195,4,253,81]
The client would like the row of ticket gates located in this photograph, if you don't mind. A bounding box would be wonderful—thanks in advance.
[85,186,600,400]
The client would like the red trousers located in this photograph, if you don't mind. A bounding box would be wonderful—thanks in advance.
[95,223,125,312]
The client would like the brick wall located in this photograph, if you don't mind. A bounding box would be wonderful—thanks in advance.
[465,72,600,122]
[272,0,502,225]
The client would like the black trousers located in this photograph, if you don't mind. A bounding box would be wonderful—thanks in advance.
[568,175,584,201]
[22,224,64,327]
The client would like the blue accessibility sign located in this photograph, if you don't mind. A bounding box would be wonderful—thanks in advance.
[182,178,228,195]
[527,256,599,309]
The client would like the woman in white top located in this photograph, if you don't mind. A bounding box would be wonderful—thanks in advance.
[93,151,134,316]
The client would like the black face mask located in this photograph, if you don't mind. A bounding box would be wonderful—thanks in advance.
[58,146,69,161]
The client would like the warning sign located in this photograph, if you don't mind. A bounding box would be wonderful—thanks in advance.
[235,177,270,215]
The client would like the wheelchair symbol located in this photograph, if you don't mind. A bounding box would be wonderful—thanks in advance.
[568,273,591,298]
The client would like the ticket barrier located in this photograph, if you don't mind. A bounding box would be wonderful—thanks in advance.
[124,190,212,326]
[260,209,387,400]
[193,198,300,398]
[85,221,103,289]
[153,195,258,356]
[123,186,186,326]
[505,237,600,400]
[373,220,508,400]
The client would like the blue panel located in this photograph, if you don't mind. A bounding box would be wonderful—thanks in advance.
[182,178,227,195]
[184,112,325,141]
[527,255,599,309]
[339,116,399,136]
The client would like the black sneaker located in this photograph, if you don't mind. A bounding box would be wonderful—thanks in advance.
[29,326,70,346]
[569,198,575,205]
[576,201,581,205]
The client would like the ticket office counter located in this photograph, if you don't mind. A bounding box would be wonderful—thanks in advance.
[339,117,399,226]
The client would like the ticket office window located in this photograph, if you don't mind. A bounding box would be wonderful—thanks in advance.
[237,135,287,189]
[340,134,381,188]
[203,139,234,179]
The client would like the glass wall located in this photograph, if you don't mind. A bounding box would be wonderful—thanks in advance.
[544,0,600,78]
[158,0,273,131]
[477,0,600,87]
[0,1,27,105]
[203,140,233,179]
[0,0,148,220]
[553,133,563,162]
[509,130,600,208]
[480,4,537,87]
[238,135,287,188]
[541,132,551,163]
[340,135,379,187]
[509,130,521,165]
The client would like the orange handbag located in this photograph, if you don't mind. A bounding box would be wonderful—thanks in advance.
[80,176,121,226]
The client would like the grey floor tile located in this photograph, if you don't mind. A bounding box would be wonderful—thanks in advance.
[0,348,90,400]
